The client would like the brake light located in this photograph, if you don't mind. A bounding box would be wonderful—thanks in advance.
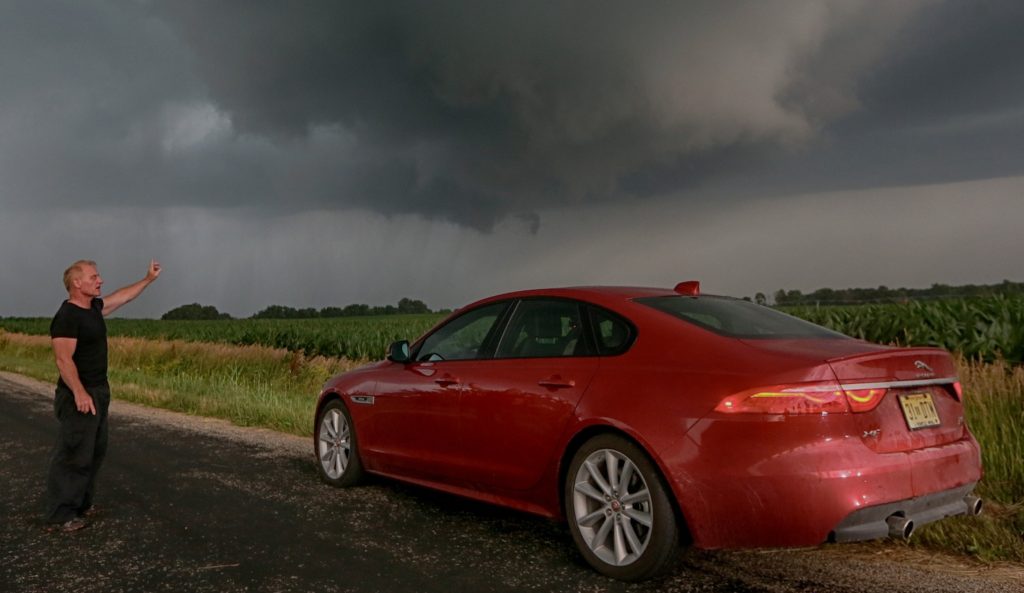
[674,280,700,296]
[715,383,890,415]
[952,381,963,401]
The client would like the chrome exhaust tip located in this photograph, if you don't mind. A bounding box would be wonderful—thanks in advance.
[886,514,915,540]
[964,494,984,516]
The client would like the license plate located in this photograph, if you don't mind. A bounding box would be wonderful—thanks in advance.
[898,392,941,430]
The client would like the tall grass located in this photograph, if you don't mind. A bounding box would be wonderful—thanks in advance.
[0,330,362,436]
[911,358,1024,562]
[958,359,1024,505]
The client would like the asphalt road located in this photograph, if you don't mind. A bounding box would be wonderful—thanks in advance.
[1,373,1020,593]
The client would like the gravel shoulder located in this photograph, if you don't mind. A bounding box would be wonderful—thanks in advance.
[1,371,1020,593]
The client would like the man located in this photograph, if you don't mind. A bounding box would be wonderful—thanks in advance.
[44,259,162,532]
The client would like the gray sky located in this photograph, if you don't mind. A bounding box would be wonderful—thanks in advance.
[2,0,1023,317]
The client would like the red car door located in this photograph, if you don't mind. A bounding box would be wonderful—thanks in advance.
[365,301,511,484]
[365,360,465,482]
[457,357,597,491]
[456,298,598,492]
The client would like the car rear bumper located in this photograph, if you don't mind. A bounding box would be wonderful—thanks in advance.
[829,482,980,542]
[669,420,983,548]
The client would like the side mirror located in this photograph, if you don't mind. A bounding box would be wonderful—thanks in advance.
[387,340,411,363]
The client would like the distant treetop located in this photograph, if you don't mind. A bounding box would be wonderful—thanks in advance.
[249,298,434,319]
[161,303,232,320]
[770,279,1024,306]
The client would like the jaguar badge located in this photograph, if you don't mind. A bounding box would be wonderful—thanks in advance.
[914,360,934,376]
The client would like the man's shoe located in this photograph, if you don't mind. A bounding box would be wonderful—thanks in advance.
[44,518,88,533]
[80,506,101,518]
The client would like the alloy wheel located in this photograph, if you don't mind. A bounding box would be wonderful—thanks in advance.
[570,448,654,567]
[318,407,351,479]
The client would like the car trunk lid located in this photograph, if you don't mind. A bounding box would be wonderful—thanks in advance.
[736,340,966,453]
[827,348,966,453]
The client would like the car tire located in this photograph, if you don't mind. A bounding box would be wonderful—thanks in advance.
[564,434,679,581]
[315,399,365,487]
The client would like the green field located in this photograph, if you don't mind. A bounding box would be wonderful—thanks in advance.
[4,295,1024,362]
[782,295,1024,363]
[0,314,444,360]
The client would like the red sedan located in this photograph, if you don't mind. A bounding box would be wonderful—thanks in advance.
[314,283,983,580]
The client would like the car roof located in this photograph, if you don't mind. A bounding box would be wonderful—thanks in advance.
[470,285,699,308]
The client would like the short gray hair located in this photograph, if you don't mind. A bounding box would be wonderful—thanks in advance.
[63,260,97,292]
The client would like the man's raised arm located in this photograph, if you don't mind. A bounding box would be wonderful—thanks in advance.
[101,260,162,316]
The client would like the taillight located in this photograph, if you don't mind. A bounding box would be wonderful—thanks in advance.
[843,387,888,412]
[715,382,849,415]
[715,383,889,415]
[952,381,963,401]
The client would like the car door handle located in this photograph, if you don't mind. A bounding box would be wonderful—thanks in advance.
[435,374,460,387]
[538,376,575,389]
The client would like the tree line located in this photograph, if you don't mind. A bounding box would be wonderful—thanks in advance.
[161,297,438,320]
[161,279,1024,319]
[767,279,1024,306]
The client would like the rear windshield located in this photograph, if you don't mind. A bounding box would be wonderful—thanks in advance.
[635,296,849,339]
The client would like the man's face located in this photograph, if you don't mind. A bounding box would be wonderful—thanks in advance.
[76,265,103,297]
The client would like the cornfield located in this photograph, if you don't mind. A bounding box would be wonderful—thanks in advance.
[3,295,1023,362]
[0,314,445,360]
[782,295,1024,363]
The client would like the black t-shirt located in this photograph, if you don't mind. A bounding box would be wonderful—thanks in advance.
[49,298,108,388]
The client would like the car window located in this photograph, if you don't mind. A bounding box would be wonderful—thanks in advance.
[589,306,634,355]
[635,295,849,339]
[416,302,508,361]
[495,299,592,358]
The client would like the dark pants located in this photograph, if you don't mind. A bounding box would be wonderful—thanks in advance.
[44,383,110,524]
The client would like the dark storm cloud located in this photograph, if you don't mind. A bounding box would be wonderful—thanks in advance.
[760,0,1024,195]
[4,1,1024,231]
[0,1,250,209]
[148,0,903,227]
[856,1,1024,127]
